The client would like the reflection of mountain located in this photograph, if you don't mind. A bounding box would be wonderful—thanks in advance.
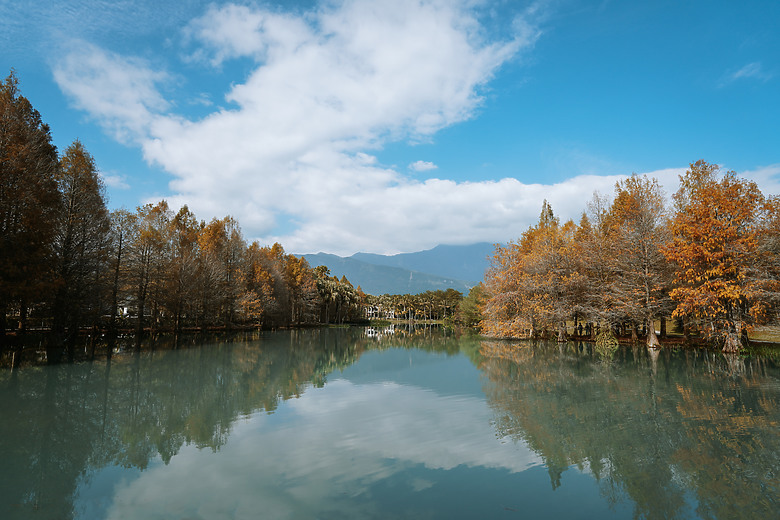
[479,340,780,520]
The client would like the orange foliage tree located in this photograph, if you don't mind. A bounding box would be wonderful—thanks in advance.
[482,201,588,340]
[482,166,779,350]
[663,161,768,352]
[601,174,672,347]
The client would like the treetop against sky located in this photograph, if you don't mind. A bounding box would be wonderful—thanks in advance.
[1,0,778,255]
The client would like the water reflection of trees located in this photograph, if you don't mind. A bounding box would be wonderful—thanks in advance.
[361,323,465,356]
[0,325,483,519]
[0,328,366,520]
[479,340,780,520]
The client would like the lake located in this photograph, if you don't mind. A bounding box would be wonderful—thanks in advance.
[1,326,778,519]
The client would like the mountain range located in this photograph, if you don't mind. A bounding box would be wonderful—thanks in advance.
[302,243,496,295]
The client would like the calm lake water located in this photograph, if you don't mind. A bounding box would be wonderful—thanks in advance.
[1,326,779,519]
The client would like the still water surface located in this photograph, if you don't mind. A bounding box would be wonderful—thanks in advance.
[1,327,779,519]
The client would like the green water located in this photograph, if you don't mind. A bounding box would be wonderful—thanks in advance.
[1,327,778,519]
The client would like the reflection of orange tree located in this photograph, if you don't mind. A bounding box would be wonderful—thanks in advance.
[479,340,780,520]
[673,372,780,519]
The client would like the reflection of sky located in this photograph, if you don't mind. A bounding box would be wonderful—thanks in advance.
[335,348,487,399]
[80,350,543,519]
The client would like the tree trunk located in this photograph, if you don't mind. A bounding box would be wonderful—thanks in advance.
[557,322,566,342]
[0,303,6,353]
[659,317,666,338]
[723,333,741,353]
[18,300,28,336]
[723,321,743,353]
[646,317,661,348]
[108,229,123,355]
[136,293,146,350]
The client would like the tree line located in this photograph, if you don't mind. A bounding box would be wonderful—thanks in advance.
[0,71,367,359]
[365,289,463,322]
[481,162,780,352]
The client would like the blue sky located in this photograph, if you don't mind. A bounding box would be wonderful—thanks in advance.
[2,0,778,254]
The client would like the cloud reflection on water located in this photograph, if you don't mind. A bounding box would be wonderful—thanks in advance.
[102,378,541,519]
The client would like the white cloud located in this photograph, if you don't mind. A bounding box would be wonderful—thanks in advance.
[734,62,762,79]
[101,171,130,190]
[271,168,690,254]
[720,61,773,87]
[739,163,780,196]
[52,1,561,254]
[410,160,438,172]
[183,3,311,66]
[52,40,170,144]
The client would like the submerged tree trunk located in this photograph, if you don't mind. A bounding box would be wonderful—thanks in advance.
[557,322,566,343]
[646,317,661,348]
[647,346,659,375]
[723,320,743,353]
[0,303,6,352]
[18,300,28,337]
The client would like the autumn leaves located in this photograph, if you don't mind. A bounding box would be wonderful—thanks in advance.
[1,71,364,352]
[482,161,779,351]
[665,161,775,351]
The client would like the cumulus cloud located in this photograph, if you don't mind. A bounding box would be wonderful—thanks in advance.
[51,1,566,254]
[53,40,170,144]
[183,3,311,66]
[739,163,780,195]
[101,171,131,190]
[409,160,438,172]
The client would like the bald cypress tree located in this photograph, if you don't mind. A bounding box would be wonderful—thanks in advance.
[52,140,111,352]
[0,71,61,348]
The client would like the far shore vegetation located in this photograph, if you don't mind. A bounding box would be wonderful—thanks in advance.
[3,69,780,367]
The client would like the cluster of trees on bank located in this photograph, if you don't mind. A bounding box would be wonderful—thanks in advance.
[481,162,780,351]
[1,71,367,356]
[365,289,463,322]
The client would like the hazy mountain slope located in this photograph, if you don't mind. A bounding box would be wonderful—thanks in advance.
[302,253,475,295]
[351,243,495,282]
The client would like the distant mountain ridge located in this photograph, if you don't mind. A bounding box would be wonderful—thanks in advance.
[302,243,495,295]
[351,243,495,282]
